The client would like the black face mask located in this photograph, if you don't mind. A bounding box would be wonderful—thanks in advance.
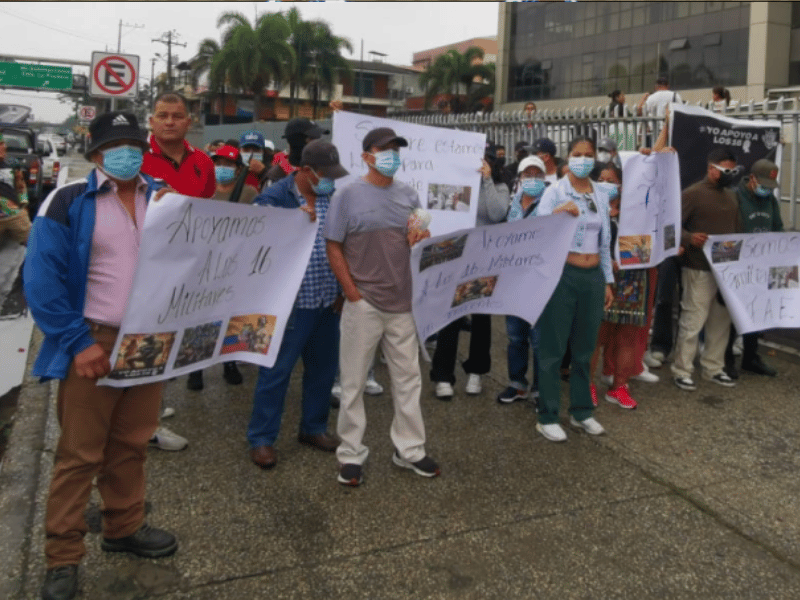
[717,173,735,187]
[495,156,506,168]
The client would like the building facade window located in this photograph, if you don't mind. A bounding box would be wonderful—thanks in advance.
[507,1,750,102]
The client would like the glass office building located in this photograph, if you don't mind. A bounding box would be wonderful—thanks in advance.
[506,1,751,102]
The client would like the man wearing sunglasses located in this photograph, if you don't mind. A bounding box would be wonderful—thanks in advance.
[672,148,741,391]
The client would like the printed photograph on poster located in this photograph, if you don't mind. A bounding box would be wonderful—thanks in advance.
[221,314,276,355]
[664,224,676,250]
[711,240,743,264]
[451,275,498,308]
[109,332,176,380]
[768,266,799,290]
[427,183,472,212]
[174,321,222,368]
[419,234,469,272]
[619,235,652,265]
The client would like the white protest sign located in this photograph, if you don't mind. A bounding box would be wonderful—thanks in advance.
[616,152,681,269]
[99,194,317,387]
[411,214,578,346]
[332,111,485,237]
[705,232,800,334]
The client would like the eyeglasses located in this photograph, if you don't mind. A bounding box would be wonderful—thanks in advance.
[712,164,741,176]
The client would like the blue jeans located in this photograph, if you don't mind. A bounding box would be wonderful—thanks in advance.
[505,315,539,391]
[247,305,339,448]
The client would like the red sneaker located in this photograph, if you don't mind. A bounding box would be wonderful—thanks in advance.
[605,384,638,410]
[590,383,598,407]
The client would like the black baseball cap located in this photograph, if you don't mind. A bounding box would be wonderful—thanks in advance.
[532,137,556,156]
[85,112,148,159]
[362,127,408,152]
[301,139,349,179]
[282,118,328,140]
[514,141,530,153]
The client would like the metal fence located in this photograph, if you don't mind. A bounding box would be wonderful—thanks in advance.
[393,98,800,230]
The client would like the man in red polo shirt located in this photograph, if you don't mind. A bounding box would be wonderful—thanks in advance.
[141,91,215,451]
[142,92,215,198]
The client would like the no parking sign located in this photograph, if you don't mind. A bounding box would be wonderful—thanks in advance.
[90,51,139,99]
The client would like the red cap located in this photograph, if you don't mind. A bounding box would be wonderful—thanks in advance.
[213,145,239,161]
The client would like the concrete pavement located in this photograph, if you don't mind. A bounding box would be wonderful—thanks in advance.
[2,320,800,599]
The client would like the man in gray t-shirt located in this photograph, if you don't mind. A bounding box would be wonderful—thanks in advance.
[324,126,440,487]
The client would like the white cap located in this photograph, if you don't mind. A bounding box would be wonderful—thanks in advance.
[264,139,275,150]
[517,155,546,175]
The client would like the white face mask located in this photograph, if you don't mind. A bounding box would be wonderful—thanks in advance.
[240,151,255,165]
[597,151,612,164]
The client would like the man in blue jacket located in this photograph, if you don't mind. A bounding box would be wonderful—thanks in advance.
[247,139,348,470]
[24,112,176,600]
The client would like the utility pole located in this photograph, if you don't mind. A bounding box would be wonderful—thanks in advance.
[118,20,144,53]
[358,39,363,111]
[152,30,187,92]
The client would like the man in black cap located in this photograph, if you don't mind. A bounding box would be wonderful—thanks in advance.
[531,137,562,183]
[25,112,176,600]
[265,117,329,185]
[501,140,530,189]
[247,139,348,470]
[324,126,440,487]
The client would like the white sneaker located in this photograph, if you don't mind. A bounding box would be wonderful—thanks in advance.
[732,336,743,356]
[465,374,482,395]
[435,381,454,399]
[331,383,342,400]
[643,351,663,368]
[364,377,384,396]
[632,363,659,383]
[599,374,613,386]
[161,407,175,419]
[570,416,605,435]
[536,422,567,442]
[149,426,188,451]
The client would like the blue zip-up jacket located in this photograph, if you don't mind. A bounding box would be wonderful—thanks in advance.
[23,170,161,381]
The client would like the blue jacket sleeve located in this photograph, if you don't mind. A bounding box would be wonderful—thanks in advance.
[23,216,96,358]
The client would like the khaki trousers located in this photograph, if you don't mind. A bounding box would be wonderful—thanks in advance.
[336,298,427,466]
[671,268,732,379]
[45,323,162,567]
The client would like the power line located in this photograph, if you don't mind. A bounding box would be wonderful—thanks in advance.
[0,8,107,45]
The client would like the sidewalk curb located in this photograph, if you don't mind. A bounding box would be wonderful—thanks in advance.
[0,328,52,600]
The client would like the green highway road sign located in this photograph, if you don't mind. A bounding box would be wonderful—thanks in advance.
[0,61,72,90]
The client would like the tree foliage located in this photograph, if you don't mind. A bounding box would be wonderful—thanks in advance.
[419,47,494,113]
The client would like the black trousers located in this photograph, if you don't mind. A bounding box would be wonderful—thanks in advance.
[430,315,491,384]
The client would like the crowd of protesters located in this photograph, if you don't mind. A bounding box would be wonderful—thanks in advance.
[13,81,788,600]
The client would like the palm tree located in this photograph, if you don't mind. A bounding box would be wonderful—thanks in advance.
[305,22,353,119]
[193,38,223,121]
[211,11,294,122]
[419,47,491,113]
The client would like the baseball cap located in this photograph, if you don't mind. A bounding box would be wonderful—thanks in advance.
[598,137,618,152]
[264,139,275,151]
[361,127,408,152]
[301,139,349,179]
[751,159,780,189]
[514,141,530,153]
[283,118,328,139]
[212,145,240,163]
[239,130,265,149]
[85,111,148,159]
[517,155,547,175]
[532,138,557,156]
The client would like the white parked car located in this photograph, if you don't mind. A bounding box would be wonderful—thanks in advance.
[38,133,67,156]
[36,138,61,194]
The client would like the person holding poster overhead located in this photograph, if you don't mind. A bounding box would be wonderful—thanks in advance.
[325,126,440,486]
[723,159,784,378]
[533,136,615,443]
[246,139,349,471]
[672,148,741,391]
[25,113,177,600]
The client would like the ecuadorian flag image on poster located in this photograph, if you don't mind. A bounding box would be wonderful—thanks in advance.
[221,314,277,356]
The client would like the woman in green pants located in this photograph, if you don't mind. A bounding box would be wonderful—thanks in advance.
[534,136,615,442]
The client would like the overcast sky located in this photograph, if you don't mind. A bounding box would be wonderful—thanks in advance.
[0,1,500,124]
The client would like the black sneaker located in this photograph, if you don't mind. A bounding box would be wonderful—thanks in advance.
[41,565,78,600]
[724,361,740,380]
[741,355,777,377]
[187,370,203,391]
[101,523,178,558]
[392,451,441,477]
[337,463,363,486]
[673,376,697,391]
[704,372,736,387]
[223,361,243,385]
[496,386,528,404]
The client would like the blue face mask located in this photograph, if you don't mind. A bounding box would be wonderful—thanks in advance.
[311,169,335,196]
[101,145,143,181]
[568,156,595,178]
[215,165,236,184]
[521,178,545,198]
[754,183,772,198]
[596,181,620,200]
[371,149,401,177]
